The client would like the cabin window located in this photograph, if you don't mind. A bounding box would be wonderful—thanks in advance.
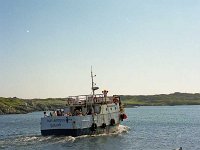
[115,107,116,110]
[110,108,112,110]
[106,108,107,111]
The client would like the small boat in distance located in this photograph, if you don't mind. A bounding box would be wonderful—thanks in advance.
[40,69,127,137]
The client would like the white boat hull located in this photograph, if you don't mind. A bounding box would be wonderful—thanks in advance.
[41,113,120,137]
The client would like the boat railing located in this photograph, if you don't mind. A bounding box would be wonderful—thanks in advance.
[67,94,115,105]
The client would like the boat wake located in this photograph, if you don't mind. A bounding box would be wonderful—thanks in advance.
[117,124,130,134]
[76,125,130,139]
[0,135,75,149]
[0,125,129,148]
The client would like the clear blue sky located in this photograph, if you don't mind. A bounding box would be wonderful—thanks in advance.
[0,0,200,98]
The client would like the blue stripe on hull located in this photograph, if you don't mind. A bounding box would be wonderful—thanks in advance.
[41,125,119,137]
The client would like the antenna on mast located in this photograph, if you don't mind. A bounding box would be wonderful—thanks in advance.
[91,66,99,96]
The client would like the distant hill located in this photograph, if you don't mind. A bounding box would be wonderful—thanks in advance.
[1,92,200,114]
[120,92,200,107]
[0,97,66,115]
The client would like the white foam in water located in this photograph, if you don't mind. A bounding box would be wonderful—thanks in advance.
[76,125,130,139]
[117,125,130,134]
[64,136,76,142]
[47,136,75,144]
[23,136,38,142]
[38,136,52,142]
[0,125,129,147]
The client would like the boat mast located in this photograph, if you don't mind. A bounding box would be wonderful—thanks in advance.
[91,66,95,96]
[91,66,99,96]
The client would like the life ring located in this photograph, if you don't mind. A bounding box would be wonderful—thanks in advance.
[110,119,115,126]
[101,123,106,129]
[120,114,127,121]
[90,123,97,131]
[113,98,118,104]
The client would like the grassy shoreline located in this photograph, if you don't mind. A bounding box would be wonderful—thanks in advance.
[1,92,200,115]
[121,92,200,106]
[0,97,67,115]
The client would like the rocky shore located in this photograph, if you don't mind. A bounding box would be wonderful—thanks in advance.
[0,97,66,115]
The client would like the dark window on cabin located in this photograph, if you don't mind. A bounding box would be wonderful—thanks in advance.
[115,107,116,110]
[110,108,112,110]
[106,108,107,111]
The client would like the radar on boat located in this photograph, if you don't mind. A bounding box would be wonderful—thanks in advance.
[92,87,99,90]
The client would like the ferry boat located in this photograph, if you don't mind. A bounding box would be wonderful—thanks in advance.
[40,69,127,137]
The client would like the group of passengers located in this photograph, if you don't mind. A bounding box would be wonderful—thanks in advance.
[73,108,93,116]
[44,108,93,117]
[43,109,65,117]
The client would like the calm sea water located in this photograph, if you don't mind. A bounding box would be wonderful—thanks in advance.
[0,106,200,150]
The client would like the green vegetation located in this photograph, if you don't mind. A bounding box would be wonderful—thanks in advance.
[0,97,66,115]
[120,92,200,107]
[1,92,200,114]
